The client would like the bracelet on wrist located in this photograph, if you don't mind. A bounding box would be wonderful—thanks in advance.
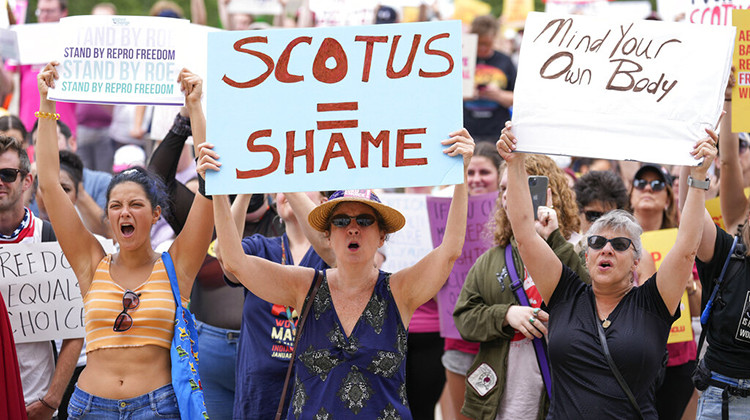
[687,175,710,190]
[38,397,57,410]
[35,111,60,120]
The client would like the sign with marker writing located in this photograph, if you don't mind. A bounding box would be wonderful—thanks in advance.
[206,21,463,194]
[379,193,434,273]
[733,9,750,131]
[47,15,189,106]
[427,192,496,339]
[512,12,734,167]
[683,0,749,26]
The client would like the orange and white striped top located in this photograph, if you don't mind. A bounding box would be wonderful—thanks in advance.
[83,254,189,353]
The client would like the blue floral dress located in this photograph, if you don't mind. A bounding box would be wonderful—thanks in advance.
[287,270,411,419]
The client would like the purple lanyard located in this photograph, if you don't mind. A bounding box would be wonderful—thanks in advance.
[504,244,553,399]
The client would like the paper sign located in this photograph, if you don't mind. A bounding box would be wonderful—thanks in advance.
[733,9,750,132]
[228,0,284,16]
[380,193,434,273]
[47,15,190,106]
[428,192,497,339]
[462,33,478,98]
[641,228,693,344]
[11,22,58,65]
[308,0,378,26]
[545,0,610,16]
[205,21,464,194]
[0,28,18,62]
[685,0,750,26]
[512,12,734,167]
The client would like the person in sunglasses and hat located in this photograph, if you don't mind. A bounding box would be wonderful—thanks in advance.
[630,163,678,232]
[497,121,717,419]
[202,129,475,419]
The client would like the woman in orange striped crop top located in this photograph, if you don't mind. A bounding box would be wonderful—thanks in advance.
[36,63,214,418]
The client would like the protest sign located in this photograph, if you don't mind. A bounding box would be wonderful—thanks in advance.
[379,193,433,273]
[733,9,750,131]
[512,12,734,167]
[428,192,496,339]
[308,0,378,26]
[545,0,610,16]
[502,0,534,28]
[641,228,693,344]
[0,28,18,62]
[206,21,463,194]
[47,15,189,106]
[228,0,284,16]
[462,33,478,98]
[684,0,750,26]
[11,22,57,65]
[704,187,750,231]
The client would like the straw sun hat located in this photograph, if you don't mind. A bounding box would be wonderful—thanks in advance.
[308,190,405,234]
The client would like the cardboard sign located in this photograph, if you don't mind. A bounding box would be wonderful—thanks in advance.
[685,0,750,26]
[379,193,434,273]
[512,12,734,167]
[427,192,496,339]
[733,9,750,132]
[205,21,463,194]
[47,15,189,106]
[462,33,478,98]
[641,228,693,344]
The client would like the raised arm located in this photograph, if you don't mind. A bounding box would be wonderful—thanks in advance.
[718,68,747,234]
[499,122,562,303]
[167,69,215,299]
[391,129,474,321]
[285,192,336,266]
[657,132,718,314]
[35,62,103,293]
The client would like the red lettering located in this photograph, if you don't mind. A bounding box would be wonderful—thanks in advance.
[285,130,315,174]
[650,251,662,263]
[222,37,274,88]
[419,33,454,78]
[387,35,421,79]
[320,133,356,171]
[275,36,311,83]
[236,129,280,179]
[741,59,750,71]
[396,128,428,167]
[361,131,390,168]
[313,38,348,84]
[741,87,750,99]
[741,31,749,42]
[275,319,286,327]
[355,35,388,82]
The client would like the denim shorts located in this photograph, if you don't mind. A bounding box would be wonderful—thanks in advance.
[696,370,750,420]
[67,383,179,420]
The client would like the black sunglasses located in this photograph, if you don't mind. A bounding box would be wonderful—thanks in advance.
[583,210,603,223]
[587,235,634,252]
[740,139,749,154]
[330,214,376,228]
[633,179,666,192]
[113,290,140,332]
[0,168,25,183]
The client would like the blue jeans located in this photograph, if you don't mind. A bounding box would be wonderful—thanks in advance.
[697,371,750,420]
[67,383,179,419]
[196,321,239,420]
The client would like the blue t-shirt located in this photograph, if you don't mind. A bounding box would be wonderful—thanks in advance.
[83,167,112,210]
[230,233,328,420]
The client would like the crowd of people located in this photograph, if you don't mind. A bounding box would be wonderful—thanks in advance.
[0,1,747,420]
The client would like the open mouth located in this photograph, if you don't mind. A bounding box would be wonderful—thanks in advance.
[348,242,360,250]
[121,224,135,237]
[599,261,612,269]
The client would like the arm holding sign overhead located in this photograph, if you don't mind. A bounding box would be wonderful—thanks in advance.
[718,67,747,235]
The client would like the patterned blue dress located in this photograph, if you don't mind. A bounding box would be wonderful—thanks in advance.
[287,270,411,419]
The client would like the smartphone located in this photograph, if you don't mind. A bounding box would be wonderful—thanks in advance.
[528,176,549,220]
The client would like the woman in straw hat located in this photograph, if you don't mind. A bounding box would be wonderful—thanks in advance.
[199,129,475,419]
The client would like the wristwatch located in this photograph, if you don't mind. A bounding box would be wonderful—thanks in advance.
[687,176,710,190]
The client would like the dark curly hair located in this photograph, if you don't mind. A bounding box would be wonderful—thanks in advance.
[573,170,629,211]
[106,167,169,216]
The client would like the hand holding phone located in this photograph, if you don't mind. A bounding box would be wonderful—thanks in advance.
[528,176,549,220]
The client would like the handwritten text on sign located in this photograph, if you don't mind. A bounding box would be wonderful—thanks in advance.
[428,192,496,339]
[205,21,463,194]
[0,242,84,344]
[379,193,434,273]
[512,12,734,167]
[47,15,189,106]
[686,0,750,26]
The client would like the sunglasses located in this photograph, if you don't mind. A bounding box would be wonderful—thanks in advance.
[587,235,634,252]
[740,139,749,154]
[633,179,666,192]
[330,214,376,228]
[113,290,140,332]
[583,210,604,223]
[0,168,25,183]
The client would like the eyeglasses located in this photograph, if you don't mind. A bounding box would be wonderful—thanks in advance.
[330,214,376,228]
[633,179,666,192]
[587,235,634,252]
[740,139,749,154]
[0,168,25,183]
[583,210,604,223]
[113,290,140,332]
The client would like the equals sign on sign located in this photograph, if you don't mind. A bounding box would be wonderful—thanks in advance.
[317,101,359,130]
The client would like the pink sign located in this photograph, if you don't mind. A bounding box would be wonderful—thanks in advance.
[427,192,497,339]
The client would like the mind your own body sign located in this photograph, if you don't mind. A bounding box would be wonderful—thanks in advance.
[205,21,463,194]
[512,12,734,167]
[47,15,189,105]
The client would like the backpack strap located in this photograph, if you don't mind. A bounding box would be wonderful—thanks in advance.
[41,219,56,242]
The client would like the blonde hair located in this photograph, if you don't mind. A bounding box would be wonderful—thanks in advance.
[493,154,580,247]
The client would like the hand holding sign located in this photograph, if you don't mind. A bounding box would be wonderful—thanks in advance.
[441,128,476,168]
[37,61,60,104]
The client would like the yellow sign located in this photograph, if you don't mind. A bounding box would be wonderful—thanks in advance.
[641,228,693,344]
[732,9,750,132]
[705,195,726,231]
[453,0,492,25]
[501,0,533,29]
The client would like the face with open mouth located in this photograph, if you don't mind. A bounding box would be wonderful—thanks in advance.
[585,228,638,286]
[327,202,384,263]
[107,181,160,248]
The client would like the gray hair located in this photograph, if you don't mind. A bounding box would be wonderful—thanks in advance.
[584,209,642,259]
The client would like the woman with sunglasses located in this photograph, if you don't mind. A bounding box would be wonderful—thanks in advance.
[497,121,717,419]
[202,129,474,418]
[453,153,585,419]
[35,63,214,419]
